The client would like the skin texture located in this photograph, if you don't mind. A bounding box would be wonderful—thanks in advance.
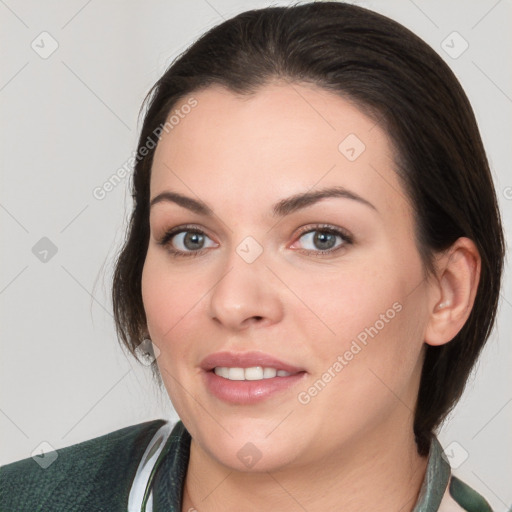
[141,82,480,512]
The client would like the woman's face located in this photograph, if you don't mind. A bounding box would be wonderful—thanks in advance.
[142,82,435,472]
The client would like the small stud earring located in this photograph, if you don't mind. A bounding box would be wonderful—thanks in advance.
[437,301,450,310]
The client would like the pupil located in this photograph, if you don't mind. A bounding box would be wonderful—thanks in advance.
[315,231,335,250]
[185,232,203,250]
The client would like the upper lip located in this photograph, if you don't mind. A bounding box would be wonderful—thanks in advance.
[200,351,305,374]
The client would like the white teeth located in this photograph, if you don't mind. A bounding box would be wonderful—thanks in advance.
[263,367,277,379]
[215,366,229,378]
[228,367,245,380]
[213,366,293,381]
[245,366,264,380]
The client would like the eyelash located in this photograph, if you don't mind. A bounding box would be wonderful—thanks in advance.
[157,223,353,259]
[157,224,211,259]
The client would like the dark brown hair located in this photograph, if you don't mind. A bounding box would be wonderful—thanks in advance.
[112,2,505,456]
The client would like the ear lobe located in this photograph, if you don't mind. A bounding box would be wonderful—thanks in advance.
[424,237,481,347]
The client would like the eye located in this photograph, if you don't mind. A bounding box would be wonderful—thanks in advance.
[158,225,217,257]
[291,225,353,256]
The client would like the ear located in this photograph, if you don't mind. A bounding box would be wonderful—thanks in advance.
[424,237,481,347]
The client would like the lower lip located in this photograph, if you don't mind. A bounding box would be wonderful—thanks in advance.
[203,370,306,405]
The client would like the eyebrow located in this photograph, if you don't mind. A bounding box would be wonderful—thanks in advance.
[149,186,377,217]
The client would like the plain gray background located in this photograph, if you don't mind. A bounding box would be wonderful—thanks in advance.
[1,0,511,509]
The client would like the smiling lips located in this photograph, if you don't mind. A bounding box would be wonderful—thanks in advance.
[200,351,307,404]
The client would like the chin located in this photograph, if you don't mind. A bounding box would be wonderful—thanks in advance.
[204,436,301,474]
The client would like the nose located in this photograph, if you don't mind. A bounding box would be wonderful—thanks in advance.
[208,245,284,331]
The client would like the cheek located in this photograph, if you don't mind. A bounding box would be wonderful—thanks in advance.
[141,250,218,389]
[141,253,201,412]
[295,255,426,394]
[141,255,170,337]
[292,262,404,353]
[141,252,193,359]
[142,250,202,336]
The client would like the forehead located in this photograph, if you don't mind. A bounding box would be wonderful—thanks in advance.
[150,82,410,221]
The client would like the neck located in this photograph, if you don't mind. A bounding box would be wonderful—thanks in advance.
[181,420,429,512]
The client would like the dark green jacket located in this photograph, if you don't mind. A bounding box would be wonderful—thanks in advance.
[1,420,166,511]
[0,419,493,511]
